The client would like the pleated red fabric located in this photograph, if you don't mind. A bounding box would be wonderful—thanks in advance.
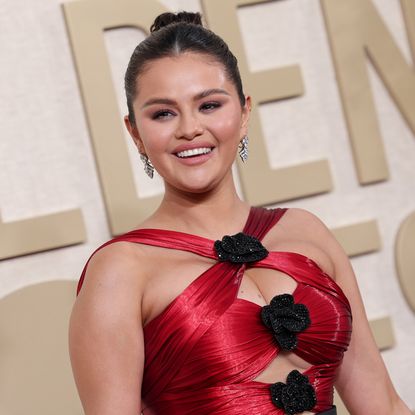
[77,207,352,414]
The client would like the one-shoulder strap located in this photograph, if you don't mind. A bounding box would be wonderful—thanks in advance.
[243,207,287,240]
[76,207,287,296]
[120,207,287,255]
[121,207,286,254]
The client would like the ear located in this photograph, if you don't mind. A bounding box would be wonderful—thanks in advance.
[124,115,145,154]
[240,95,252,136]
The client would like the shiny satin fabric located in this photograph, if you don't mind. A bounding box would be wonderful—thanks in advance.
[78,207,352,414]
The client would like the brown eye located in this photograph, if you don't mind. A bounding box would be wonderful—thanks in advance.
[152,110,175,120]
[200,102,221,112]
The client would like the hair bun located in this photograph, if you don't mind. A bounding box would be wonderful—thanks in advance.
[150,11,203,32]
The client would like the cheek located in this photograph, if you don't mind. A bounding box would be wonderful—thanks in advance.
[137,119,174,151]
[210,111,242,142]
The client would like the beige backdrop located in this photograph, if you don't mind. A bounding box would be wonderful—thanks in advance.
[0,0,414,414]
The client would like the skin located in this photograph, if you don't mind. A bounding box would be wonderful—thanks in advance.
[68,52,411,415]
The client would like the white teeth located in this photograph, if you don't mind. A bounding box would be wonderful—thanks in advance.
[176,147,212,158]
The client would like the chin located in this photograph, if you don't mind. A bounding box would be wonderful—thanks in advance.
[166,177,218,195]
[163,165,232,195]
[181,182,216,195]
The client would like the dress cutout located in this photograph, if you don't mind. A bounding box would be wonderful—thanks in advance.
[77,207,352,414]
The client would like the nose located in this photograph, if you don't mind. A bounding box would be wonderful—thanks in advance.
[175,111,204,140]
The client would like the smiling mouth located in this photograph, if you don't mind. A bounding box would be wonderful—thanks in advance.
[175,147,214,158]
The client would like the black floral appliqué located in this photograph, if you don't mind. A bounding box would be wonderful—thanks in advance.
[261,294,310,350]
[270,370,316,415]
[214,232,268,264]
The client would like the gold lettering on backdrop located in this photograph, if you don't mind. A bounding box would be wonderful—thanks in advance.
[321,0,415,184]
[202,0,333,206]
[0,210,85,260]
[402,0,415,60]
[63,0,166,235]
[0,281,82,413]
[332,220,381,257]
[369,316,396,351]
[396,211,415,312]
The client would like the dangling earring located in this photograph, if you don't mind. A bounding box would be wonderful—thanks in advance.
[140,153,154,179]
[238,135,249,162]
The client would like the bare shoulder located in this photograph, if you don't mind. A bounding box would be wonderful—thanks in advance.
[271,207,346,279]
[77,241,147,302]
[72,241,148,335]
[70,241,146,414]
[278,207,331,237]
[71,240,147,340]
[280,208,355,278]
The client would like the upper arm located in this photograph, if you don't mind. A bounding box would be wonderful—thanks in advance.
[287,208,409,413]
[69,243,145,415]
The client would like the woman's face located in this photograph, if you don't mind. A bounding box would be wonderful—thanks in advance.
[125,52,250,194]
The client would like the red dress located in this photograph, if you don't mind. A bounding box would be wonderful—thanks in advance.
[77,207,352,415]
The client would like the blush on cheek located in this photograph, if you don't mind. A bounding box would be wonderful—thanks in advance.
[213,114,242,138]
[138,123,175,153]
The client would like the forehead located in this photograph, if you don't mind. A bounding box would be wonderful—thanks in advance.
[135,53,233,101]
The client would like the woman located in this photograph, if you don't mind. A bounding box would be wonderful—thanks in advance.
[69,11,411,415]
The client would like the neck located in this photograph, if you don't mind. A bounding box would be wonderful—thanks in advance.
[150,173,251,239]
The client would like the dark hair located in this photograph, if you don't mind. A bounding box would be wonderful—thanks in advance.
[124,11,246,126]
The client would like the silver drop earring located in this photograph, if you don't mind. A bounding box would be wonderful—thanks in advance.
[238,135,249,162]
[140,153,155,179]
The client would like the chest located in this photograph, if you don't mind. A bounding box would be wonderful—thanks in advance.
[140,236,334,328]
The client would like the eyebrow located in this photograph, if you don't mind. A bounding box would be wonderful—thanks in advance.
[141,88,230,109]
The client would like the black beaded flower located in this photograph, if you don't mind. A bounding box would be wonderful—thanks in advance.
[270,370,316,415]
[261,294,310,350]
[214,232,268,264]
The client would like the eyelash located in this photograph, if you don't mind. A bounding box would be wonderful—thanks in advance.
[152,110,174,120]
[200,101,221,111]
[151,102,222,120]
